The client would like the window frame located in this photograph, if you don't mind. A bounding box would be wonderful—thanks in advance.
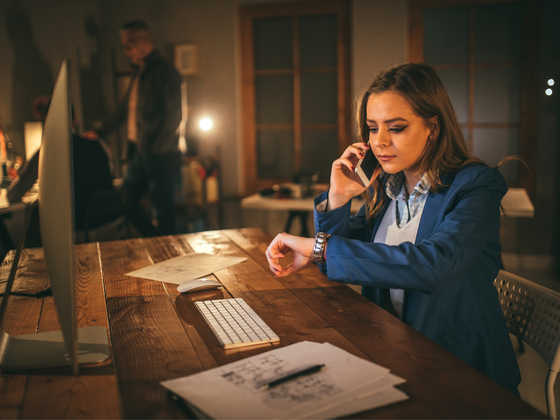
[408,0,540,198]
[239,0,351,194]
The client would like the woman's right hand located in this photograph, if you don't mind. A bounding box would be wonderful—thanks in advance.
[327,142,379,211]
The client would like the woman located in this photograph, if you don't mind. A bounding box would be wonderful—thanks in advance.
[265,62,520,394]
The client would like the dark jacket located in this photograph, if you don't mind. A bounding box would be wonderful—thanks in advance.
[96,50,182,155]
[314,164,521,394]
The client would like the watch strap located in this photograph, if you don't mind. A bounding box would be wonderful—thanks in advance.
[312,232,330,264]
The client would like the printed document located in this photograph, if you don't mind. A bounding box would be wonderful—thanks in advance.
[126,253,246,284]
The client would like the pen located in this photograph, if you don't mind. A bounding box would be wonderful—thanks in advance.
[257,363,325,390]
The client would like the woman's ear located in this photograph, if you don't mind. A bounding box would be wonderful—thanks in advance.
[428,116,439,140]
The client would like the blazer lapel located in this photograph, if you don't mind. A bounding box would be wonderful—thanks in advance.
[369,196,391,241]
[415,174,454,244]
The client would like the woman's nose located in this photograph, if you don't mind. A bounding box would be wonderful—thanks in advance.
[371,130,389,147]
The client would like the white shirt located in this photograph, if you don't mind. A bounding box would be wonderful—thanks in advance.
[374,199,425,317]
[375,172,430,318]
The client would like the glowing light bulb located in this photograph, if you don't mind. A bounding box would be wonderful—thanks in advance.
[200,118,213,131]
[546,88,553,96]
[548,79,555,86]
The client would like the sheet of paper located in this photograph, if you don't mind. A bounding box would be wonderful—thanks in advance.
[161,341,408,419]
[125,253,247,284]
[289,343,406,419]
[304,386,409,419]
[298,365,407,419]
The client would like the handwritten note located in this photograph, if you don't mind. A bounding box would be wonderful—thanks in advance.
[161,341,408,419]
[126,253,247,284]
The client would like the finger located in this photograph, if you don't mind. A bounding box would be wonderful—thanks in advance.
[343,142,369,158]
[272,266,289,277]
[334,157,357,173]
[266,247,285,261]
[341,147,364,160]
[270,264,285,277]
[269,264,282,276]
[282,264,297,277]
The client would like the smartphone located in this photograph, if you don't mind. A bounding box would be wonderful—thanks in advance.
[354,146,378,187]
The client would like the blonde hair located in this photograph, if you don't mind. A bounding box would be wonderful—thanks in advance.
[357,62,485,220]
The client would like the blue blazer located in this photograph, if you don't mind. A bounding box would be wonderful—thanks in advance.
[314,164,520,394]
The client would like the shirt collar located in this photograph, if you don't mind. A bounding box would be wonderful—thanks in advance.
[385,171,430,201]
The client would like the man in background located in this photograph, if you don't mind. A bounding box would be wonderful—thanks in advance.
[83,19,182,237]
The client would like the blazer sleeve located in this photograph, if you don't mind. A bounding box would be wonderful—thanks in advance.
[316,167,507,293]
[313,192,371,275]
[313,191,371,241]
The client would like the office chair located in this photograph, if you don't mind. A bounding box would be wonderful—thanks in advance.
[494,270,560,419]
[78,189,129,243]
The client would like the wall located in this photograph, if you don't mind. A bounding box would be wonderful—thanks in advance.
[0,0,104,160]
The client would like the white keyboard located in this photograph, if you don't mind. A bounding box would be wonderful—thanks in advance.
[195,298,280,349]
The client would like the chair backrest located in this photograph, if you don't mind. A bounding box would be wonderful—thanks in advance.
[83,188,124,231]
[494,270,560,373]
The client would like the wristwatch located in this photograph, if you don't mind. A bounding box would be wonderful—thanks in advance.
[312,232,331,264]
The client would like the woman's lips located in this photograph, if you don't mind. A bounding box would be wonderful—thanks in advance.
[377,155,395,162]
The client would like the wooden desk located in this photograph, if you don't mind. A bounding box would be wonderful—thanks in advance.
[0,229,545,419]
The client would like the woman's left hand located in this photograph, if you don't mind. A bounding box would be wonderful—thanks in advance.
[265,233,315,277]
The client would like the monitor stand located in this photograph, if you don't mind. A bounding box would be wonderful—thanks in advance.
[0,200,110,372]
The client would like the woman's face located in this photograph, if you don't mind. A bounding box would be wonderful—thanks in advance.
[366,91,433,186]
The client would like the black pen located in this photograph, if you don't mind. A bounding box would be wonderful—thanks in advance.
[257,363,325,391]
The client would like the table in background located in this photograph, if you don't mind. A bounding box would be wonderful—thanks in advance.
[501,187,534,218]
[242,186,533,237]
[241,191,363,237]
[0,229,545,419]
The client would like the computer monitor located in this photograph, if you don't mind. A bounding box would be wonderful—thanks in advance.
[0,61,110,375]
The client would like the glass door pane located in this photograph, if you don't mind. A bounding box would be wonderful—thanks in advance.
[301,130,338,179]
[472,128,519,183]
[474,68,521,124]
[474,3,523,63]
[438,69,469,124]
[254,17,293,70]
[300,72,338,125]
[299,14,337,69]
[424,7,469,64]
[255,75,294,124]
[257,130,295,179]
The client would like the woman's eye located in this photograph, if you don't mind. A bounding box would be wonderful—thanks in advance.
[390,126,407,133]
[369,127,378,133]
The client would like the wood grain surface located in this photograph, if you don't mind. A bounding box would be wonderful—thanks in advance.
[0,229,547,419]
